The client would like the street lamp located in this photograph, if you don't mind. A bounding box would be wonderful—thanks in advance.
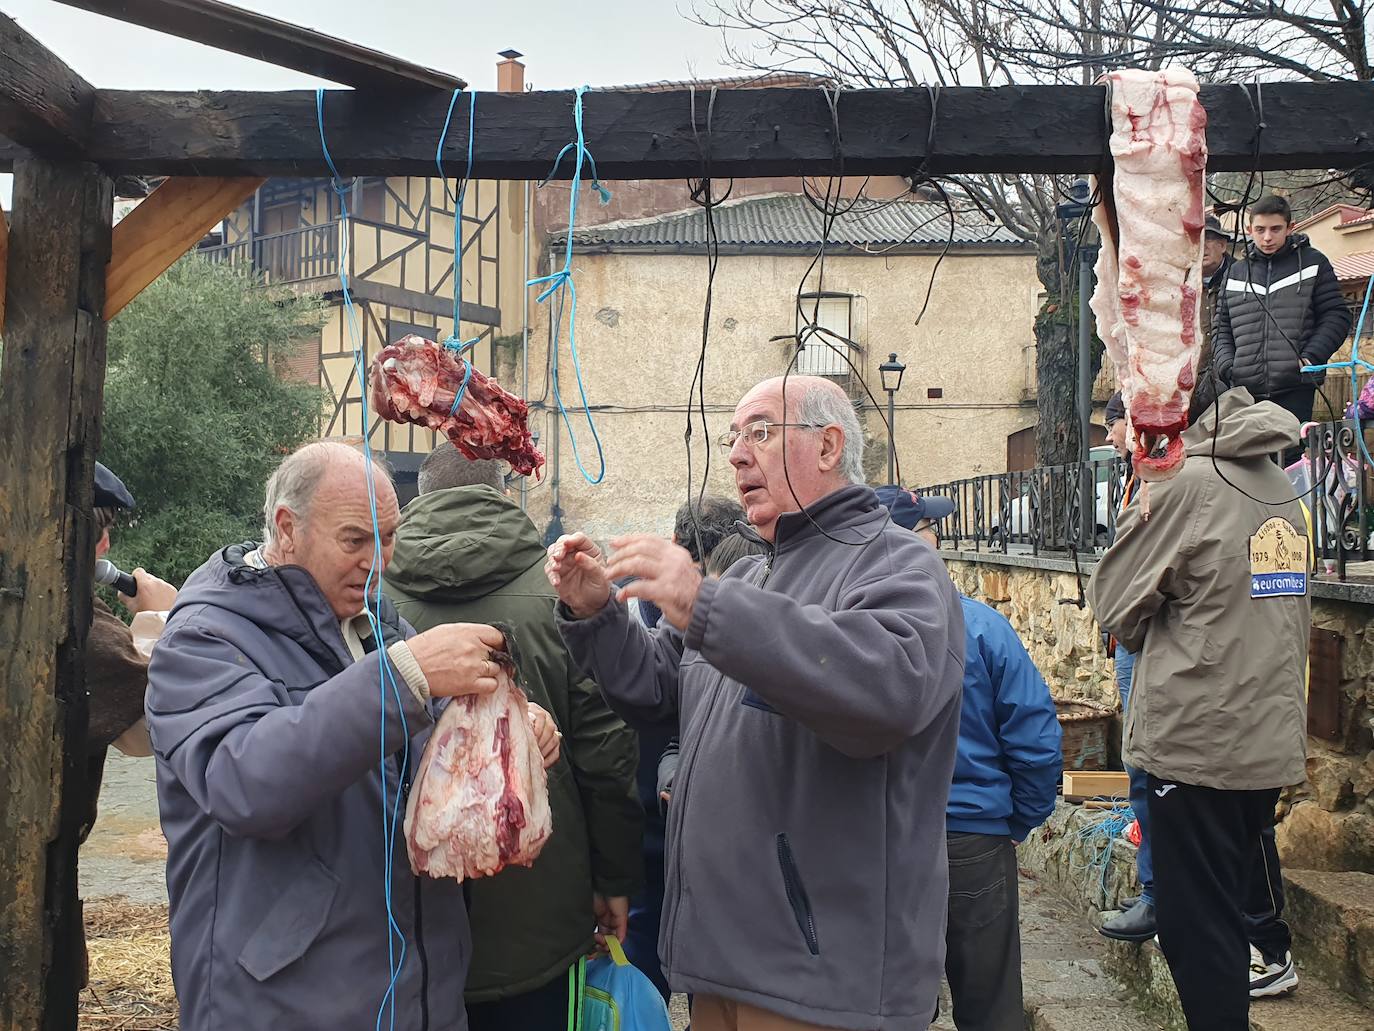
[879,352,906,484]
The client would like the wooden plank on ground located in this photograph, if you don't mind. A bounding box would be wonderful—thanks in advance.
[54,0,464,91]
[0,81,1368,178]
[1063,770,1131,801]
[104,175,265,321]
[0,157,113,1030]
[0,11,94,155]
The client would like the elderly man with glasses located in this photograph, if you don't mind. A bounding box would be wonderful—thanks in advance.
[545,375,966,1031]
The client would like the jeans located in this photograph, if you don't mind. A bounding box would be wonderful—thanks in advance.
[1114,645,1154,904]
[945,833,1024,1031]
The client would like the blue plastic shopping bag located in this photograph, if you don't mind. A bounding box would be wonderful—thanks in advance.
[574,937,672,1031]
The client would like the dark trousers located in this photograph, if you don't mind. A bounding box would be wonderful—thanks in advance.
[945,832,1023,1031]
[465,972,574,1031]
[1147,775,1281,1031]
[1272,387,1317,465]
[1246,825,1292,965]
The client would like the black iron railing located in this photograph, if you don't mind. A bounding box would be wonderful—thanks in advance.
[920,419,1374,581]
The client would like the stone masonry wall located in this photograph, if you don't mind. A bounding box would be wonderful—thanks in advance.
[947,554,1374,873]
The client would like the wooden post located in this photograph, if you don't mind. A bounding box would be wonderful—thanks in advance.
[0,157,113,1031]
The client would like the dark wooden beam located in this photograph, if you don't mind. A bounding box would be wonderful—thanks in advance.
[54,0,465,92]
[0,11,94,155]
[0,205,8,329]
[340,279,501,327]
[0,81,1369,179]
[0,156,113,1031]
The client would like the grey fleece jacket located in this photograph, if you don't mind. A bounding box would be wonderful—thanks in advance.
[146,544,469,1031]
[558,485,966,1030]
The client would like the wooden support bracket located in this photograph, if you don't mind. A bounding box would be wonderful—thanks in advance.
[103,175,265,322]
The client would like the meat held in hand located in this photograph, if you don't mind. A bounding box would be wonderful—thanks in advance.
[404,664,553,881]
[369,334,545,478]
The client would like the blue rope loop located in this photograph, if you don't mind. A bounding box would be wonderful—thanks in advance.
[317,88,412,1031]
[436,88,483,362]
[1301,273,1374,470]
[526,85,611,485]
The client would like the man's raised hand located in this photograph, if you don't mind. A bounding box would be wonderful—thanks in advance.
[544,533,612,618]
[606,535,704,631]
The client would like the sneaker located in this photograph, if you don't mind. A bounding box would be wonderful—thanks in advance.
[1250,946,1299,998]
[1099,900,1158,942]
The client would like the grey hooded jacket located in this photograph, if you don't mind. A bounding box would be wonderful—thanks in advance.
[146,544,468,1031]
[558,485,966,1030]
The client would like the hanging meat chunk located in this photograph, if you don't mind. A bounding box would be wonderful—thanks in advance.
[404,640,553,881]
[369,334,545,478]
[1090,68,1208,481]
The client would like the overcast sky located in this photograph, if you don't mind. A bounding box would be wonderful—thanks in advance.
[0,0,746,204]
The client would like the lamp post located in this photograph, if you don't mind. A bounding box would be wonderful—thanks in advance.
[879,352,906,484]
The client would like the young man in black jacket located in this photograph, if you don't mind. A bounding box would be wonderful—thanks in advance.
[1212,194,1352,425]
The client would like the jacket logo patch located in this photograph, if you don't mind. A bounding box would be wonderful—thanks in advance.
[1250,517,1308,598]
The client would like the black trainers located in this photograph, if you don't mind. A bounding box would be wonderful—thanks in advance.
[1099,900,1157,943]
[1250,946,1299,998]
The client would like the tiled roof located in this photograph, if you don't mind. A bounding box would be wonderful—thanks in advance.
[1332,250,1374,283]
[560,193,1028,251]
[608,71,830,92]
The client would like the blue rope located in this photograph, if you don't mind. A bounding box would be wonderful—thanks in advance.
[318,88,412,1031]
[526,85,611,485]
[1075,804,1135,902]
[436,89,481,416]
[1301,273,1374,470]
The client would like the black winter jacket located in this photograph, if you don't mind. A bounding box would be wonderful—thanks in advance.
[1212,233,1352,399]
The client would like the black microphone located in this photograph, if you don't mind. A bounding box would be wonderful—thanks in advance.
[94,559,137,597]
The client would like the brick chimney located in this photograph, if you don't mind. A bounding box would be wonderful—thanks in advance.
[497,49,525,93]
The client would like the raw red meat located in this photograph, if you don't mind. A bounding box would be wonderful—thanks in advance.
[369,334,545,478]
[404,668,553,881]
[1090,68,1207,483]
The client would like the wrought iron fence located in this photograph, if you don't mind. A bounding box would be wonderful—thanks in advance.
[919,420,1374,581]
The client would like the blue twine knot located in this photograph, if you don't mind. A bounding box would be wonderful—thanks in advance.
[526,85,609,485]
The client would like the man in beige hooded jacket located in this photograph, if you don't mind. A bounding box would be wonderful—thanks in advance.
[1087,388,1309,1031]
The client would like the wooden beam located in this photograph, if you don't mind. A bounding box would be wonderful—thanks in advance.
[0,81,1369,179]
[104,175,265,321]
[54,0,465,92]
[340,279,501,327]
[0,11,94,155]
[0,157,113,1031]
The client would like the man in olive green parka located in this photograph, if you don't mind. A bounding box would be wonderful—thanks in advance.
[385,445,642,1031]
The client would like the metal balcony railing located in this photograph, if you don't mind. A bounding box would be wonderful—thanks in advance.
[919,420,1374,582]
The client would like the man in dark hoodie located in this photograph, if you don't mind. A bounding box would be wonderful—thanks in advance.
[547,376,965,1031]
[146,442,560,1031]
[384,444,642,1031]
[1212,194,1352,426]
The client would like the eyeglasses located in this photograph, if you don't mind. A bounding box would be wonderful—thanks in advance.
[717,420,824,454]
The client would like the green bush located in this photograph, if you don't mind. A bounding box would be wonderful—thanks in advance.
[100,257,327,586]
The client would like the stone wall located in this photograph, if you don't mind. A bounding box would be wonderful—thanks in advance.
[947,552,1374,874]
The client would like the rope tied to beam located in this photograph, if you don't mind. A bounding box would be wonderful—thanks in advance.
[526,85,611,486]
[436,88,479,416]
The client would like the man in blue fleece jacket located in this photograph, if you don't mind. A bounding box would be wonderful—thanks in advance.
[877,486,1063,1031]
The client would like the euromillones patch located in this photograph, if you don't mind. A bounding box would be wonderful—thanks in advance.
[1250,517,1308,598]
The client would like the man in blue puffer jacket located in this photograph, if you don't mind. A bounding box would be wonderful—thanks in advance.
[877,486,1063,1031]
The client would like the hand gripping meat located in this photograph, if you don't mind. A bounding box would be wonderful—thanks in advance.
[1090,69,1208,482]
[369,334,545,478]
[404,628,553,880]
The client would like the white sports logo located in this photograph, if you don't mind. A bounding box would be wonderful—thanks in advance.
[1155,784,1178,797]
